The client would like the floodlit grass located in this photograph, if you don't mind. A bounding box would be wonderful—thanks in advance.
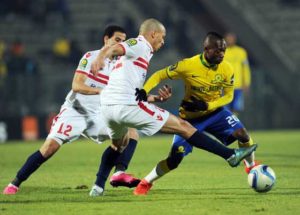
[1,130,300,215]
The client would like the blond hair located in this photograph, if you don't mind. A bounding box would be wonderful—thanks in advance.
[139,18,165,34]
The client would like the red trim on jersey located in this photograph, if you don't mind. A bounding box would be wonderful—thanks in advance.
[112,63,123,70]
[138,102,155,116]
[133,61,148,70]
[119,44,126,55]
[136,57,149,66]
[75,70,107,84]
[85,52,92,58]
[75,70,89,75]
[88,74,108,84]
[97,73,109,80]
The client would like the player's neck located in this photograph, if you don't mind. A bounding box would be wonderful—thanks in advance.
[200,53,217,69]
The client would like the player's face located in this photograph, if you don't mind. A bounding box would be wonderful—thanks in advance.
[152,31,166,52]
[205,39,226,64]
[106,32,126,46]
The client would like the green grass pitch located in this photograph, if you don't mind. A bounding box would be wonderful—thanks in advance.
[0,130,300,215]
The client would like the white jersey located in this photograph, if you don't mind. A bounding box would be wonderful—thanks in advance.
[47,49,116,145]
[101,35,153,105]
[64,50,116,114]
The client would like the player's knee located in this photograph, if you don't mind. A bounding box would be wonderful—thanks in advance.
[233,128,250,143]
[128,128,139,140]
[40,140,60,158]
[177,118,196,138]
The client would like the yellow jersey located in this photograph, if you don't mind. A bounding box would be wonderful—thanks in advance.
[224,45,251,89]
[144,53,234,119]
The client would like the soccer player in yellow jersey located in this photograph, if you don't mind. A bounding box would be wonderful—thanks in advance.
[134,32,259,195]
[224,32,251,114]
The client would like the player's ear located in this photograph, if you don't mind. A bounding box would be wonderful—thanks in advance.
[103,35,109,45]
[151,31,156,39]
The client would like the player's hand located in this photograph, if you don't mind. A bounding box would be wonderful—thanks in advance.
[135,88,148,102]
[157,85,172,102]
[91,58,105,76]
[191,96,208,111]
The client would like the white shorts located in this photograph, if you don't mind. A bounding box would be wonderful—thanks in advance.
[47,105,110,145]
[100,101,170,139]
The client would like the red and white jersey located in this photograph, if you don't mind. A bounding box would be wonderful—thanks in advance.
[64,49,116,114]
[101,35,153,105]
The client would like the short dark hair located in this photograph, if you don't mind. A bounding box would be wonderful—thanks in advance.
[102,25,126,43]
[203,31,224,48]
[205,31,224,41]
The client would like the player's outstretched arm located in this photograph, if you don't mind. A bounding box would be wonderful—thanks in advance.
[148,85,172,102]
[91,44,125,75]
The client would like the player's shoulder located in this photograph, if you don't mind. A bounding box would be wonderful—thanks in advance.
[179,54,200,65]
[82,50,100,59]
[220,60,234,74]
[77,50,99,71]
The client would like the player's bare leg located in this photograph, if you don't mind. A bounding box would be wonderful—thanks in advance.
[3,139,60,195]
[110,128,140,188]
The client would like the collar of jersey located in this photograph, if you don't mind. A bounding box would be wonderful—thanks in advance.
[200,53,217,69]
[138,35,153,52]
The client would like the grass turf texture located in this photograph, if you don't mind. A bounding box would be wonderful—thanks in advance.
[0,130,300,215]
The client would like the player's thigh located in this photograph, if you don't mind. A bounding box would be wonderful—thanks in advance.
[206,109,245,145]
[82,114,110,144]
[101,103,170,138]
[160,113,196,138]
[47,108,87,145]
[100,105,129,140]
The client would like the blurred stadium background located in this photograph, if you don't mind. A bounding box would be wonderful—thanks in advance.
[0,0,299,141]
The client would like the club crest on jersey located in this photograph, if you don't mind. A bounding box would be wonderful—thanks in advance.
[126,39,137,47]
[211,74,223,84]
[79,59,88,69]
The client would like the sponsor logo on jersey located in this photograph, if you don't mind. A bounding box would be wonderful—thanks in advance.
[79,59,88,69]
[126,39,137,46]
[191,85,223,93]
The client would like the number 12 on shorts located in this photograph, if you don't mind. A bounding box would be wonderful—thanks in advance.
[57,123,72,136]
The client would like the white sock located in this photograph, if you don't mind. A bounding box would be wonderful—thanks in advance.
[113,171,124,176]
[244,152,255,167]
[144,167,160,184]
[144,163,168,184]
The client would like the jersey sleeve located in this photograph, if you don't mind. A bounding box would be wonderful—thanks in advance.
[165,59,186,80]
[144,68,169,93]
[143,59,186,93]
[119,38,145,58]
[76,52,96,74]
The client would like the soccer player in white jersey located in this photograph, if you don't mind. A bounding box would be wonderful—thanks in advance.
[90,18,257,195]
[2,25,141,195]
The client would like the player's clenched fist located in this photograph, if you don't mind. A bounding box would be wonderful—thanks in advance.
[91,57,105,76]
